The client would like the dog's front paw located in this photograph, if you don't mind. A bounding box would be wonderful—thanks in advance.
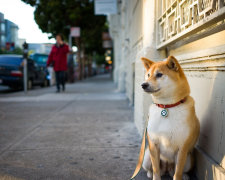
[153,174,161,180]
[182,174,190,180]
[147,171,153,179]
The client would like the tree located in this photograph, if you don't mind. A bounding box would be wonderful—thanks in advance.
[21,0,107,55]
[0,47,23,55]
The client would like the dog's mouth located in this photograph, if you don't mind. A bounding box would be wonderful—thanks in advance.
[144,88,160,93]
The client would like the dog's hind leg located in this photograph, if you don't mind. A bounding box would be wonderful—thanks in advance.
[182,153,193,180]
[147,171,153,179]
[143,148,153,179]
[183,152,193,173]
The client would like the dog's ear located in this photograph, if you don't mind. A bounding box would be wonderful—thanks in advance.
[141,57,154,70]
[166,56,179,71]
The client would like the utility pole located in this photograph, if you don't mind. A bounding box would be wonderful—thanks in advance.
[23,41,28,94]
[70,27,81,80]
[75,37,82,80]
[68,34,72,49]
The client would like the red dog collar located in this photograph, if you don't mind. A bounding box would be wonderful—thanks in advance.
[155,98,186,108]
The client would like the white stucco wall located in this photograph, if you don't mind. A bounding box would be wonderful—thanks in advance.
[108,0,225,179]
[169,30,225,179]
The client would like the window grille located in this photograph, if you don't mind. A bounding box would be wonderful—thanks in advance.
[157,0,225,49]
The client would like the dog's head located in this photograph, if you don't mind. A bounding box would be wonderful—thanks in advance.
[141,56,190,104]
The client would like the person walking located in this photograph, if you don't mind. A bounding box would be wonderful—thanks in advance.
[47,34,69,92]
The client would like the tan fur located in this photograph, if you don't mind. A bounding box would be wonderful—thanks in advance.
[141,56,190,104]
[141,56,200,180]
[174,106,200,180]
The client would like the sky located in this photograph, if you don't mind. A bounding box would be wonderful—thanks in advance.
[0,0,55,44]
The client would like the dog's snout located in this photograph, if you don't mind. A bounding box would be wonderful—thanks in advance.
[141,83,149,89]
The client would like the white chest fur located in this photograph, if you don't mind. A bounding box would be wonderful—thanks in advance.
[147,98,194,162]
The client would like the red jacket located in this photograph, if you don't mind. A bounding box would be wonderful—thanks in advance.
[47,44,69,71]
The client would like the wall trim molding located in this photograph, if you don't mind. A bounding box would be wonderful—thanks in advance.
[173,45,225,71]
[175,44,225,60]
[181,54,225,71]
[183,66,225,72]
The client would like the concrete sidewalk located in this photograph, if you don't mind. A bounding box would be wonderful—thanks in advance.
[0,74,149,180]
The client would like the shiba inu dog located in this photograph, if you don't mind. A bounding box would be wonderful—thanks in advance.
[141,56,200,180]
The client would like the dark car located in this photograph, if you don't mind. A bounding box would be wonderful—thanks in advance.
[0,54,49,89]
[29,53,50,86]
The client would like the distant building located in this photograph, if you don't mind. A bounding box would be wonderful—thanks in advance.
[0,12,19,50]
[28,43,53,55]
[5,19,19,50]
[0,12,6,49]
[18,38,26,49]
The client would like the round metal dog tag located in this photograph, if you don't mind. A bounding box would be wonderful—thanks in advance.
[161,108,168,117]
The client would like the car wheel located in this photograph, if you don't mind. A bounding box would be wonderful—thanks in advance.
[28,79,33,90]
[41,79,48,87]
[47,80,50,86]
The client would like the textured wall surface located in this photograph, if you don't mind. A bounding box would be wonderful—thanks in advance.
[109,0,225,179]
[170,30,225,179]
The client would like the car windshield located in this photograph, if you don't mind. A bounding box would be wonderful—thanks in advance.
[31,54,48,65]
[0,56,23,66]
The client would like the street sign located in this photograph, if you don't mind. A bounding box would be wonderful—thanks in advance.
[70,27,80,37]
[103,40,112,48]
[102,32,112,48]
[94,0,117,15]
[102,32,111,40]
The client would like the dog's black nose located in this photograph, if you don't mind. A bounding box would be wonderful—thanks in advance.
[141,83,149,89]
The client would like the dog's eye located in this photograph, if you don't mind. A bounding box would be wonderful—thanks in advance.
[156,73,163,78]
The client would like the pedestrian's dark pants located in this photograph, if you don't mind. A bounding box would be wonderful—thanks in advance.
[55,71,66,91]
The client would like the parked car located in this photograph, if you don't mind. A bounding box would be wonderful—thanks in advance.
[29,53,51,85]
[29,53,48,66]
[0,54,49,89]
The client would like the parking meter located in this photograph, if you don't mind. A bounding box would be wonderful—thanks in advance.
[23,42,28,58]
[23,42,29,93]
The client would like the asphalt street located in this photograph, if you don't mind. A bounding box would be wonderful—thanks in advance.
[0,74,151,180]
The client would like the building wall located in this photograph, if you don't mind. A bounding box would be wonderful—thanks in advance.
[5,20,19,47]
[109,1,124,92]
[0,14,19,49]
[170,30,225,179]
[0,12,6,49]
[109,0,225,179]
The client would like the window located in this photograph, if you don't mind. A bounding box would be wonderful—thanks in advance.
[1,35,5,46]
[1,23,5,33]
